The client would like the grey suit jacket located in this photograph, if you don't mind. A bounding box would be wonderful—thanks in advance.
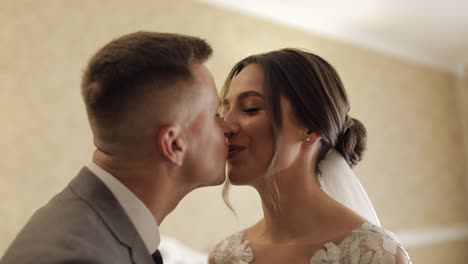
[1,167,155,264]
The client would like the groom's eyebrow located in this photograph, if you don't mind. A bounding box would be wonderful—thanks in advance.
[222,90,265,106]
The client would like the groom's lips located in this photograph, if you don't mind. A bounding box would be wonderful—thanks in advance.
[228,144,246,159]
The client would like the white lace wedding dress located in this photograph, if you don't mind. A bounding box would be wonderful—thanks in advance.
[210,222,411,264]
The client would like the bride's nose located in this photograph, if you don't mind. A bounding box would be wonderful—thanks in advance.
[221,111,240,138]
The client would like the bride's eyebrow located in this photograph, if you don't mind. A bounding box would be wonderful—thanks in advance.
[222,90,265,106]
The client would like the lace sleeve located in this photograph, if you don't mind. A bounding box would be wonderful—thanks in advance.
[310,223,412,264]
[209,232,254,264]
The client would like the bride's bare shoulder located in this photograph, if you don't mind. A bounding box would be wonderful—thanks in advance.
[242,219,265,241]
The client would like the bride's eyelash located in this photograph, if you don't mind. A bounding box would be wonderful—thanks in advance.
[242,107,260,113]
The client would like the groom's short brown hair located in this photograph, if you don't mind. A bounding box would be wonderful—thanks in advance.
[81,31,212,129]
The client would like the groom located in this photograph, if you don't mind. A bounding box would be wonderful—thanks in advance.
[1,32,229,263]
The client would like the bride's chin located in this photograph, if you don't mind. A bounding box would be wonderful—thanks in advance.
[227,175,242,185]
[227,173,248,185]
[227,173,258,186]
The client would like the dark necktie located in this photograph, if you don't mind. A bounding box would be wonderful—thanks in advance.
[151,249,163,264]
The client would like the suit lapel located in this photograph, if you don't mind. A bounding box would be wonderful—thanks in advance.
[69,167,154,264]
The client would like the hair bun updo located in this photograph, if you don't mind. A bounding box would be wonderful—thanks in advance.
[335,115,367,167]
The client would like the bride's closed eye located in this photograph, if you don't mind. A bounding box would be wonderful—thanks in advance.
[242,106,260,114]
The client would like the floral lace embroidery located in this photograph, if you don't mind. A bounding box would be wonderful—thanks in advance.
[210,232,254,264]
[210,223,411,264]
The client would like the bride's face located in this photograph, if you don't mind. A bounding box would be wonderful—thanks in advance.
[221,63,307,185]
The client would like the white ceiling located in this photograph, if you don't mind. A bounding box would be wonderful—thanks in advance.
[198,0,468,76]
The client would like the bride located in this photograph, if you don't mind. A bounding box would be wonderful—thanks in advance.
[209,49,411,264]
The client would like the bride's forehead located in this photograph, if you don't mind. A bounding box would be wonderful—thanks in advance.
[229,65,266,92]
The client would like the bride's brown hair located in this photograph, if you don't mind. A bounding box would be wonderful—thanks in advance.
[221,48,367,212]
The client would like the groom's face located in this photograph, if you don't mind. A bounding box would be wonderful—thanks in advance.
[183,64,229,187]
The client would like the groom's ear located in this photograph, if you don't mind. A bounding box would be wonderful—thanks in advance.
[156,125,186,166]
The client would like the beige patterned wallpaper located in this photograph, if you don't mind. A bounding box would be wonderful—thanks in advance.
[1,0,467,262]
[458,70,468,215]
[409,241,468,263]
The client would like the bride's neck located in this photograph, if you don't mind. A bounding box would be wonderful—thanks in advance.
[255,169,343,242]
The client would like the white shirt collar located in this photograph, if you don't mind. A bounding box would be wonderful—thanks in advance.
[86,162,160,254]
